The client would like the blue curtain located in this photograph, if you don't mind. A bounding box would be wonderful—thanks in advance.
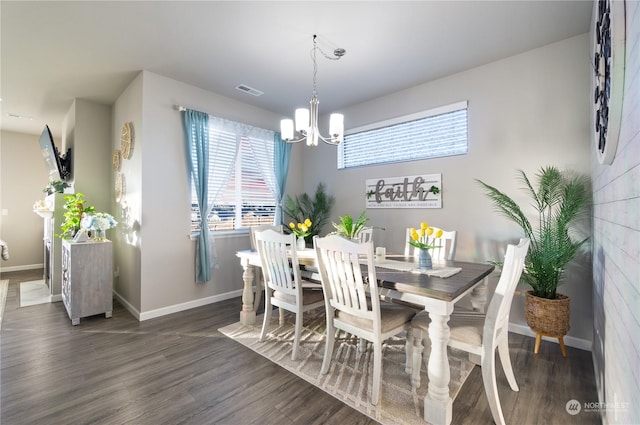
[182,109,212,283]
[274,132,291,225]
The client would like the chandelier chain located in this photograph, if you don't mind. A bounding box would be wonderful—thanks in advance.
[310,35,344,98]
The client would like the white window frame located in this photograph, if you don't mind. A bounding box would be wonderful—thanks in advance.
[190,119,277,234]
[338,101,468,169]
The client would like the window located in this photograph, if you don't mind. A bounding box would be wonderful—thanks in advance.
[190,117,276,233]
[338,101,468,169]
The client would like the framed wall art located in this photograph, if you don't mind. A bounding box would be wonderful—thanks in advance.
[365,174,442,209]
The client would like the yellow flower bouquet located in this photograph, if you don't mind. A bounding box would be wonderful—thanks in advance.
[289,218,312,238]
[408,222,443,250]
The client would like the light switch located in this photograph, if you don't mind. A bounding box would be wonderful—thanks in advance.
[1,209,8,216]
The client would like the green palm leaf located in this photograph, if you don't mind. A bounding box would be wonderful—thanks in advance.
[477,166,589,299]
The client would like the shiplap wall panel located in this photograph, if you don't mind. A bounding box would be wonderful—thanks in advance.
[591,1,640,423]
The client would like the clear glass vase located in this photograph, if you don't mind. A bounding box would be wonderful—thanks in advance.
[418,248,432,269]
[93,229,106,242]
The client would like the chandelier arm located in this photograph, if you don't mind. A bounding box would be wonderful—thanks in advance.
[317,133,341,145]
[284,136,308,144]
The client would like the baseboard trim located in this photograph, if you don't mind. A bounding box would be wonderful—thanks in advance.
[508,322,593,352]
[0,263,44,273]
[113,290,141,320]
[113,288,245,322]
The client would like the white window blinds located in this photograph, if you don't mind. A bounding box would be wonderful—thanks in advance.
[338,101,468,169]
[190,117,276,232]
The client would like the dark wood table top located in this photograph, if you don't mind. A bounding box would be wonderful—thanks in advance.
[238,249,495,303]
[368,259,495,302]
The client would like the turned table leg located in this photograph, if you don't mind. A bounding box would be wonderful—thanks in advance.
[423,312,453,425]
[239,263,256,326]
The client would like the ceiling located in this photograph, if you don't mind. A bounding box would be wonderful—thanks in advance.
[1,1,593,138]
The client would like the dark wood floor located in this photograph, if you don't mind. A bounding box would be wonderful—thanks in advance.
[1,269,601,425]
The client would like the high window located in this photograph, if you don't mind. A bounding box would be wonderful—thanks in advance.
[190,117,276,233]
[338,101,468,169]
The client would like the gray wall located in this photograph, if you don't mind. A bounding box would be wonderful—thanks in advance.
[111,70,287,318]
[301,34,594,346]
[591,1,640,422]
[0,130,49,270]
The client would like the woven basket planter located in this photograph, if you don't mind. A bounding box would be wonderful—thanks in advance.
[524,290,570,337]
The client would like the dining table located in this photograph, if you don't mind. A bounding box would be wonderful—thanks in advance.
[236,248,495,425]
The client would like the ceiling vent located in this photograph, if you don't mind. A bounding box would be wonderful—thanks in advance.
[235,84,264,97]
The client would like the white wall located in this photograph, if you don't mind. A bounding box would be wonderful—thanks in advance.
[302,34,594,346]
[591,1,640,422]
[0,130,49,271]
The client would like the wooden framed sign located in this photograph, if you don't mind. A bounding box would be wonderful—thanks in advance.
[365,174,442,209]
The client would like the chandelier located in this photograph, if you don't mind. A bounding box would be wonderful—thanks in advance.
[280,35,346,146]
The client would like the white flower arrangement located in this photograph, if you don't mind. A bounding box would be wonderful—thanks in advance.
[81,212,118,232]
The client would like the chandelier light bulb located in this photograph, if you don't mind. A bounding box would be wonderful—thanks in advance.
[295,108,310,132]
[281,119,294,141]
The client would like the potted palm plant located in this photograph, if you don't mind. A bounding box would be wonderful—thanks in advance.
[284,183,335,246]
[476,166,589,356]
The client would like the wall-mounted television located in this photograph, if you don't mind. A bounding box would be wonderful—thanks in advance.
[39,125,72,181]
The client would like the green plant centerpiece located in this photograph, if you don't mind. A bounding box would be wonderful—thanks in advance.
[331,211,372,240]
[284,182,335,245]
[58,193,95,239]
[476,166,589,356]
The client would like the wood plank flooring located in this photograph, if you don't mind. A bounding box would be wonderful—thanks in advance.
[1,269,601,424]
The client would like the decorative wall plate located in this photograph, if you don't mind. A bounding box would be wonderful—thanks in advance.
[121,122,134,159]
[592,0,626,165]
[115,172,126,202]
[112,150,121,171]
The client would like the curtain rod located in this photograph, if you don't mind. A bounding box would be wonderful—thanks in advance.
[175,105,187,112]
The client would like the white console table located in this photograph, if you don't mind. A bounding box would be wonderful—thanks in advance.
[61,239,113,325]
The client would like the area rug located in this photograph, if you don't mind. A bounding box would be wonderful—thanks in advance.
[0,279,8,326]
[219,310,475,425]
[19,280,50,307]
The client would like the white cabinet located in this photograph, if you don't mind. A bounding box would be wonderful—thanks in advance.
[61,240,113,325]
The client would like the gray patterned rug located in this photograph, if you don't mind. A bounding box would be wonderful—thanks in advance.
[219,309,475,425]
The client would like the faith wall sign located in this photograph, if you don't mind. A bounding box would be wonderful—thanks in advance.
[365,174,442,209]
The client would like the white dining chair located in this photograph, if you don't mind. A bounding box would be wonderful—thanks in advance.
[404,226,457,262]
[250,224,283,250]
[249,224,284,314]
[357,226,374,243]
[313,234,416,405]
[409,238,530,425]
[255,229,324,360]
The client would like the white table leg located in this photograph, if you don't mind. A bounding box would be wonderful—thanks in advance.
[253,274,263,314]
[424,312,452,425]
[239,263,256,325]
